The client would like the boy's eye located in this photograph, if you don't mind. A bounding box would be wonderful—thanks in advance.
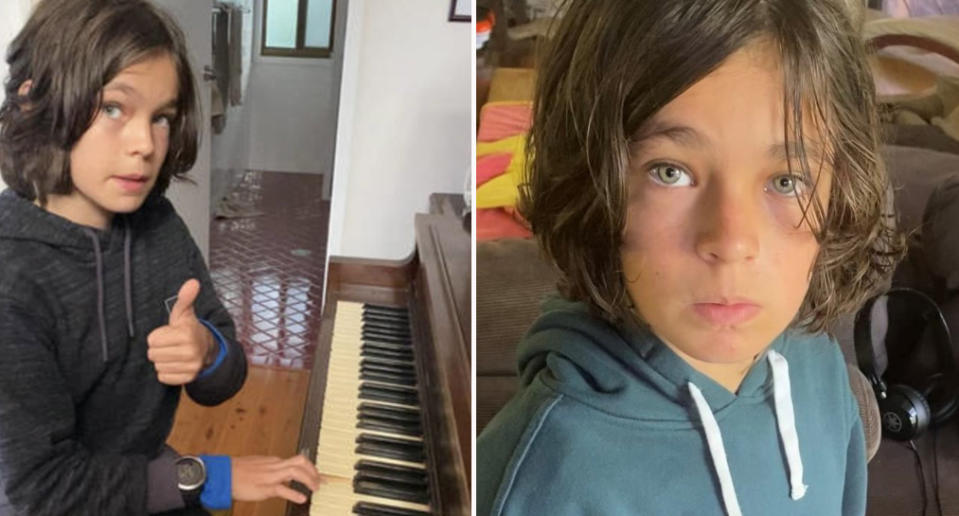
[649,163,692,187]
[102,104,122,119]
[154,114,174,128]
[768,174,809,197]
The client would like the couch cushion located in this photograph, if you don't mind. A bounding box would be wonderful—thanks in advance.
[923,174,959,292]
[476,375,520,433]
[476,238,557,376]
[884,144,959,233]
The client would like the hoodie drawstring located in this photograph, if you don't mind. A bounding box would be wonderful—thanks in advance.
[767,349,808,500]
[82,228,109,363]
[83,221,135,363]
[688,349,807,516]
[689,381,742,516]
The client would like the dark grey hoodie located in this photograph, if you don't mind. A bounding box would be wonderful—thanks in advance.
[0,188,247,515]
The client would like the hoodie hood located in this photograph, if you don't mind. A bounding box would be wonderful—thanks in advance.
[0,189,140,361]
[518,296,807,515]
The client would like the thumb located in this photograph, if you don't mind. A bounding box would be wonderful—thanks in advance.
[169,279,200,325]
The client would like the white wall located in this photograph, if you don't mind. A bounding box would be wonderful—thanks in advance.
[244,0,339,176]
[329,0,471,260]
[157,0,214,261]
[0,0,37,191]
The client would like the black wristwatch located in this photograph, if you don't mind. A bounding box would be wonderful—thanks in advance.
[175,455,206,505]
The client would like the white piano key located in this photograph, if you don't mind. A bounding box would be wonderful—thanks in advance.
[310,301,431,515]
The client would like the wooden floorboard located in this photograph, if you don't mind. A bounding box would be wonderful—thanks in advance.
[167,365,311,516]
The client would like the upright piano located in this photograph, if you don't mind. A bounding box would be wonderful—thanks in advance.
[288,194,471,516]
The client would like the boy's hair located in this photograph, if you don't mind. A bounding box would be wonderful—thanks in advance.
[0,0,199,203]
[520,0,905,333]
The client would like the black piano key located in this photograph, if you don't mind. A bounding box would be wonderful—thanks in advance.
[362,341,413,353]
[356,433,425,456]
[357,418,421,436]
[362,348,415,362]
[354,469,427,490]
[356,433,425,463]
[362,348,414,361]
[353,473,430,503]
[353,479,430,504]
[361,360,415,375]
[362,310,410,325]
[359,403,420,421]
[363,304,408,315]
[361,381,417,394]
[361,327,410,341]
[353,477,429,504]
[355,459,427,482]
[362,330,412,345]
[353,477,428,504]
[352,502,430,516]
[362,340,414,353]
[360,371,417,387]
[359,364,415,379]
[361,316,411,331]
[361,360,414,375]
[361,354,415,367]
[361,320,411,334]
[363,339,413,350]
[360,384,420,406]
[357,415,422,436]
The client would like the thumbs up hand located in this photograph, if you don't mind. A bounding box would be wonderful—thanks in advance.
[147,279,217,385]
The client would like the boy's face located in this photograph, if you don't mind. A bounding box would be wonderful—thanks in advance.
[56,53,178,229]
[621,43,832,374]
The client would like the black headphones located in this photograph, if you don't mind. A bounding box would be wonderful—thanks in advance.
[854,287,959,441]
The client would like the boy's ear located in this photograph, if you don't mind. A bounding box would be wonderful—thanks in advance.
[17,80,33,98]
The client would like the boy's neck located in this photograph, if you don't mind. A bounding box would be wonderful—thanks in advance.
[661,339,760,394]
[36,193,113,230]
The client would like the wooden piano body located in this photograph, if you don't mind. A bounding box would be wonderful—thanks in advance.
[288,194,471,515]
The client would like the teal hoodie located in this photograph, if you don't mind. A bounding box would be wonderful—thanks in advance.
[477,297,866,516]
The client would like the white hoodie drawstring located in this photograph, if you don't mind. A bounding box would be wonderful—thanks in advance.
[688,349,807,516]
[689,381,743,516]
[767,349,808,500]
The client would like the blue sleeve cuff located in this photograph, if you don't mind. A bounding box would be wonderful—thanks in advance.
[197,319,228,379]
[199,454,232,510]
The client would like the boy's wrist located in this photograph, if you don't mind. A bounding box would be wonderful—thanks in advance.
[202,328,217,367]
[196,319,228,378]
[199,454,232,510]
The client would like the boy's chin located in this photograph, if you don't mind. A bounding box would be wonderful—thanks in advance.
[106,196,150,214]
[668,324,777,366]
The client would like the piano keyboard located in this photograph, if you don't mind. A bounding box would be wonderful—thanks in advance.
[311,301,433,516]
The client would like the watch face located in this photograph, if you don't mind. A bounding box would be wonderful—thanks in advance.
[177,459,205,488]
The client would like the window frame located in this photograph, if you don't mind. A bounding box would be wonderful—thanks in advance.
[261,0,336,59]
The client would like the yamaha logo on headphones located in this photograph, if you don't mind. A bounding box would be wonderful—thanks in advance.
[883,411,903,433]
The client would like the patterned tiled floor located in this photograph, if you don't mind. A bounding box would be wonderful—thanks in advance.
[208,170,329,370]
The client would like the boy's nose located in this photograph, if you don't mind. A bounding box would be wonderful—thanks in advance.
[126,118,155,158]
[694,182,759,264]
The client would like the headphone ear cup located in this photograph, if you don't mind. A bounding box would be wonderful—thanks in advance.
[880,384,931,440]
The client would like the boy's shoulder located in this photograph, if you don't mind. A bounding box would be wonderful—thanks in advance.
[132,193,195,245]
[780,328,844,363]
[134,193,179,227]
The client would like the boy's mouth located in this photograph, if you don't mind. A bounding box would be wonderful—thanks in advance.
[112,174,150,193]
[692,299,761,326]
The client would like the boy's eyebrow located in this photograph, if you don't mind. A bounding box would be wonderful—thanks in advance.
[633,119,826,163]
[103,82,178,111]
